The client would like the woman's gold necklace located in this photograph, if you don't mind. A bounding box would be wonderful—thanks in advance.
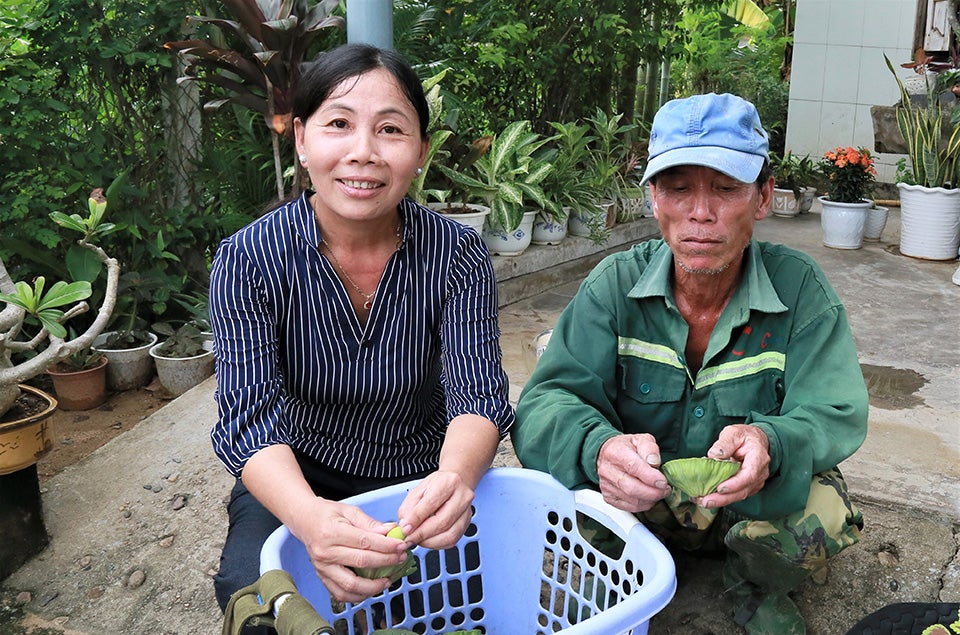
[319,223,403,311]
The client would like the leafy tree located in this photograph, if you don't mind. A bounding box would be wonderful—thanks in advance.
[164,0,344,198]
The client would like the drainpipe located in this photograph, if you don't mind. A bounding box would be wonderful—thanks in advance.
[346,0,393,49]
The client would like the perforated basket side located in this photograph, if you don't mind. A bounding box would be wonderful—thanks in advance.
[260,468,676,634]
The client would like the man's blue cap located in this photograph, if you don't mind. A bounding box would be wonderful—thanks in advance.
[640,93,769,185]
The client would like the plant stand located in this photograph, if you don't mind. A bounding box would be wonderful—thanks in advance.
[0,464,49,580]
[0,385,56,580]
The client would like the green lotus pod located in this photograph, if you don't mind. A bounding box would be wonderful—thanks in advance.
[661,457,741,498]
[352,526,418,583]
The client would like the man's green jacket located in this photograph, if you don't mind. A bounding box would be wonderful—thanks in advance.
[513,239,868,520]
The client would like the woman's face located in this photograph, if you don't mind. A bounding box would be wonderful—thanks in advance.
[294,67,428,224]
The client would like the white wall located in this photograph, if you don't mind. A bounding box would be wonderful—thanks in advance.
[785,0,918,184]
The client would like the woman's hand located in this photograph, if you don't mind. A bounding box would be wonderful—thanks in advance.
[396,470,474,550]
[291,498,409,604]
[597,433,672,512]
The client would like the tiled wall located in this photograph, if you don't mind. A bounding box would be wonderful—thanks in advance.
[785,0,917,183]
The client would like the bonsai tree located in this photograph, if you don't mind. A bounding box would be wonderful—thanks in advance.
[0,189,120,417]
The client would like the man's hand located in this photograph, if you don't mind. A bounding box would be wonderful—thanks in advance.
[597,433,672,512]
[696,424,770,509]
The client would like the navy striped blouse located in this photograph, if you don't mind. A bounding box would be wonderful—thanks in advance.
[209,193,515,479]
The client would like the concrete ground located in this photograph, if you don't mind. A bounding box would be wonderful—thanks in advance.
[3,202,959,634]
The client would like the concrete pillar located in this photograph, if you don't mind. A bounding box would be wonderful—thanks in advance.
[346,0,393,50]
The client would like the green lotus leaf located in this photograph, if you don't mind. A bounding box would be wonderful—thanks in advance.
[661,457,741,497]
[352,526,418,583]
[352,550,417,583]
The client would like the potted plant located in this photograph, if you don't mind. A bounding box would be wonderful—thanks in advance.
[148,321,214,397]
[572,109,638,241]
[772,151,817,217]
[817,146,877,249]
[0,188,119,577]
[533,120,599,245]
[438,120,555,256]
[46,346,109,411]
[884,53,960,261]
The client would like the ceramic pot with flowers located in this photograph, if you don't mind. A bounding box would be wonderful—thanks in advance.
[817,146,877,249]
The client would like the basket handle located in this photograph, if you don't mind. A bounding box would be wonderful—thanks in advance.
[573,488,641,537]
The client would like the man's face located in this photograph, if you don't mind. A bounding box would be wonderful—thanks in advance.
[649,165,773,275]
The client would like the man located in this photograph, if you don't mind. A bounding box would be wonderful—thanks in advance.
[512,93,868,635]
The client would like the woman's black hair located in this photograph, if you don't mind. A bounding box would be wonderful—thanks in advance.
[294,43,429,140]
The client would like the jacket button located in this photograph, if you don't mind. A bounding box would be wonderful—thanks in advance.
[693,406,705,418]
[639,383,651,394]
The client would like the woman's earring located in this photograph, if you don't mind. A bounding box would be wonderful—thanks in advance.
[299,154,307,164]
[415,167,423,176]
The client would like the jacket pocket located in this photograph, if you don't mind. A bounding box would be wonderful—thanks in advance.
[616,357,688,453]
[711,371,784,422]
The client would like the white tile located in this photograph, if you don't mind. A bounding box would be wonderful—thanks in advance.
[819,102,859,148]
[827,2,867,46]
[857,48,903,105]
[822,45,863,103]
[790,43,827,101]
[796,0,831,45]
[785,99,824,156]
[898,1,920,50]
[863,2,904,47]
[853,104,880,148]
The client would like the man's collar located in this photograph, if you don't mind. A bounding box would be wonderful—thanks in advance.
[628,239,787,314]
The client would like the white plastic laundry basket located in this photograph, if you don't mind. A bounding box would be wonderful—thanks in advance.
[260,467,676,634]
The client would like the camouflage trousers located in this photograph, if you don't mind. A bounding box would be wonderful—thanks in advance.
[641,468,863,592]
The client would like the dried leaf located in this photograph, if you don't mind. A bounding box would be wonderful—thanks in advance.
[661,457,741,497]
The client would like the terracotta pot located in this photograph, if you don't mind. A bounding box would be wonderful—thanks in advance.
[47,355,109,411]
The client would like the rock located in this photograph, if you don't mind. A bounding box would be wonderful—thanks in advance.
[122,509,132,519]
[78,555,93,570]
[143,483,153,491]
[127,569,146,588]
[878,550,899,567]
[86,586,105,600]
[172,495,187,510]
[159,535,174,548]
[14,591,31,605]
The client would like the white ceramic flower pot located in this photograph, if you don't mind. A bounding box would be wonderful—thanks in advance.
[819,197,870,249]
[799,186,817,213]
[772,188,801,217]
[531,212,568,245]
[426,203,490,233]
[93,331,158,391]
[569,202,615,237]
[863,206,889,241]
[481,210,537,256]
[897,183,960,260]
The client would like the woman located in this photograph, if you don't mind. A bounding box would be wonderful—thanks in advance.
[209,43,514,616]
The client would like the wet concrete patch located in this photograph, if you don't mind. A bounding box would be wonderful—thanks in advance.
[860,364,928,410]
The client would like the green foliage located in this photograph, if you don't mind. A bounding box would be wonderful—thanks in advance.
[152,321,209,358]
[438,121,556,232]
[0,278,92,340]
[771,151,815,199]
[669,4,791,154]
[885,54,960,189]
